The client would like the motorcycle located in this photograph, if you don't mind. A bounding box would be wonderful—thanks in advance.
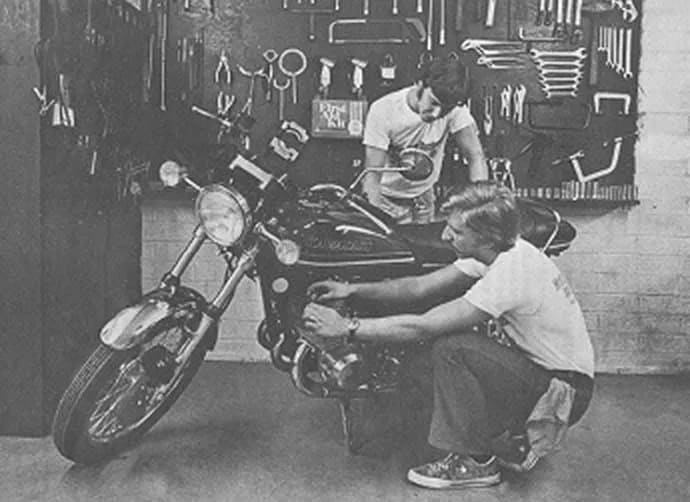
[52,113,576,465]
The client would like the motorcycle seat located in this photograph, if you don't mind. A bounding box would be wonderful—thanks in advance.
[394,199,576,264]
[395,221,456,265]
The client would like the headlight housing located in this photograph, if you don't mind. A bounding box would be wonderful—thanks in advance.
[195,184,251,246]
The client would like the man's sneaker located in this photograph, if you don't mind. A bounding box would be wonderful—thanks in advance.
[491,432,540,473]
[406,453,501,489]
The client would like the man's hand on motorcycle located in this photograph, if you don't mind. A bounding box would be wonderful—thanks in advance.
[302,302,349,339]
[307,280,352,302]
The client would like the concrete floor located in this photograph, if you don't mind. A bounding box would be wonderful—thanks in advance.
[2,362,689,502]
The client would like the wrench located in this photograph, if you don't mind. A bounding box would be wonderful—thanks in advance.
[553,0,566,38]
[536,0,546,24]
[617,27,625,73]
[393,0,399,14]
[512,85,526,124]
[426,0,434,51]
[545,0,554,25]
[439,0,446,45]
[517,27,564,43]
[483,88,493,136]
[486,0,497,27]
[461,38,524,50]
[624,27,633,79]
[539,67,583,76]
[530,47,586,59]
[273,79,291,122]
[363,0,369,16]
[565,0,574,33]
[535,59,585,68]
[571,0,583,43]
[417,0,424,13]
[477,56,527,67]
[500,85,512,119]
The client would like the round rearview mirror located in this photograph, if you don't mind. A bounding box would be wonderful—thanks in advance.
[398,148,434,181]
[159,161,187,187]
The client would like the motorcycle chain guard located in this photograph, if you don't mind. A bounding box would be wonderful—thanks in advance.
[100,287,211,351]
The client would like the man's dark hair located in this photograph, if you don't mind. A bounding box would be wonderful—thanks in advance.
[417,57,470,107]
[441,181,520,253]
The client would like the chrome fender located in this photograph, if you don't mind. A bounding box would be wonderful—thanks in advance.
[100,287,214,351]
[100,298,175,350]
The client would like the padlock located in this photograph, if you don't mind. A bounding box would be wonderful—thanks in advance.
[380,54,396,87]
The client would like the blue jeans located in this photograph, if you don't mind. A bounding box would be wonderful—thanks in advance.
[401,333,593,456]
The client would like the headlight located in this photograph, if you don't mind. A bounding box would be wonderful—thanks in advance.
[195,185,251,246]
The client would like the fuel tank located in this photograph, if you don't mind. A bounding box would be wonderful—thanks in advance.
[275,188,418,271]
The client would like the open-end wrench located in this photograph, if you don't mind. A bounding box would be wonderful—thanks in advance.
[417,0,424,13]
[565,0,574,34]
[477,56,527,67]
[512,84,526,124]
[545,0,554,25]
[530,47,587,59]
[610,26,617,68]
[536,0,546,24]
[553,0,566,38]
[535,58,585,68]
[617,27,625,73]
[393,0,399,15]
[363,0,369,16]
[605,27,613,67]
[624,28,633,79]
[570,0,583,44]
[486,0,497,27]
[539,67,583,76]
[500,85,512,119]
[426,0,433,51]
[474,46,525,56]
[461,39,525,51]
[273,78,291,122]
[439,0,446,45]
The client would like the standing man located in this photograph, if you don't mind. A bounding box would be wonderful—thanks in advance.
[302,182,594,490]
[362,57,487,223]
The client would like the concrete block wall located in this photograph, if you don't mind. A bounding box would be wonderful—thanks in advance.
[142,0,690,373]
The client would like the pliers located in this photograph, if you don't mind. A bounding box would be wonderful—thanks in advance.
[214,49,232,86]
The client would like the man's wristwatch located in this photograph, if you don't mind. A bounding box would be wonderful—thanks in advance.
[346,317,360,344]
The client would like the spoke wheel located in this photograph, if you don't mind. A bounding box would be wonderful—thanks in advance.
[52,318,212,464]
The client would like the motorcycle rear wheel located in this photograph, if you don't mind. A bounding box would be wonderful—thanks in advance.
[52,319,208,464]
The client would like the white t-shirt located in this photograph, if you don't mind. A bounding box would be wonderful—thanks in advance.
[454,239,595,377]
[362,86,476,198]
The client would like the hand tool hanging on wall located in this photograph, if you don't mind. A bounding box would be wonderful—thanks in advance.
[439,0,446,45]
[552,0,566,38]
[380,54,397,87]
[485,0,497,27]
[215,49,232,87]
[237,64,265,148]
[593,91,631,114]
[551,136,624,183]
[33,86,55,117]
[426,0,434,51]
[273,78,291,122]
[624,28,633,79]
[318,57,335,97]
[536,0,546,24]
[328,18,426,44]
[159,0,170,112]
[52,73,76,128]
[570,0,584,43]
[261,49,278,102]
[611,0,638,23]
[278,48,307,104]
[544,0,554,25]
[351,58,368,100]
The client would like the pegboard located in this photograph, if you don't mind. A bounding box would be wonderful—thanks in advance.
[164,0,641,202]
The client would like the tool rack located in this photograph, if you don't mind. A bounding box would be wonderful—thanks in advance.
[155,0,642,205]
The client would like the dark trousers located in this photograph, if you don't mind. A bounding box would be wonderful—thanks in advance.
[401,333,593,456]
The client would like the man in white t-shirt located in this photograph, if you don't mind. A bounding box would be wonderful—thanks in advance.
[362,57,487,223]
[302,182,594,490]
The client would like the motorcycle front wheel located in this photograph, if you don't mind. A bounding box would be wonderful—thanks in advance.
[52,318,210,464]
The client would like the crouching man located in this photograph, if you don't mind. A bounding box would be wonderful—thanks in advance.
[301,181,594,489]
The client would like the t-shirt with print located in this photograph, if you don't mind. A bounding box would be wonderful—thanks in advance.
[362,85,476,199]
[453,238,595,377]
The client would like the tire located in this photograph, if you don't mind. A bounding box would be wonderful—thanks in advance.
[52,318,209,464]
